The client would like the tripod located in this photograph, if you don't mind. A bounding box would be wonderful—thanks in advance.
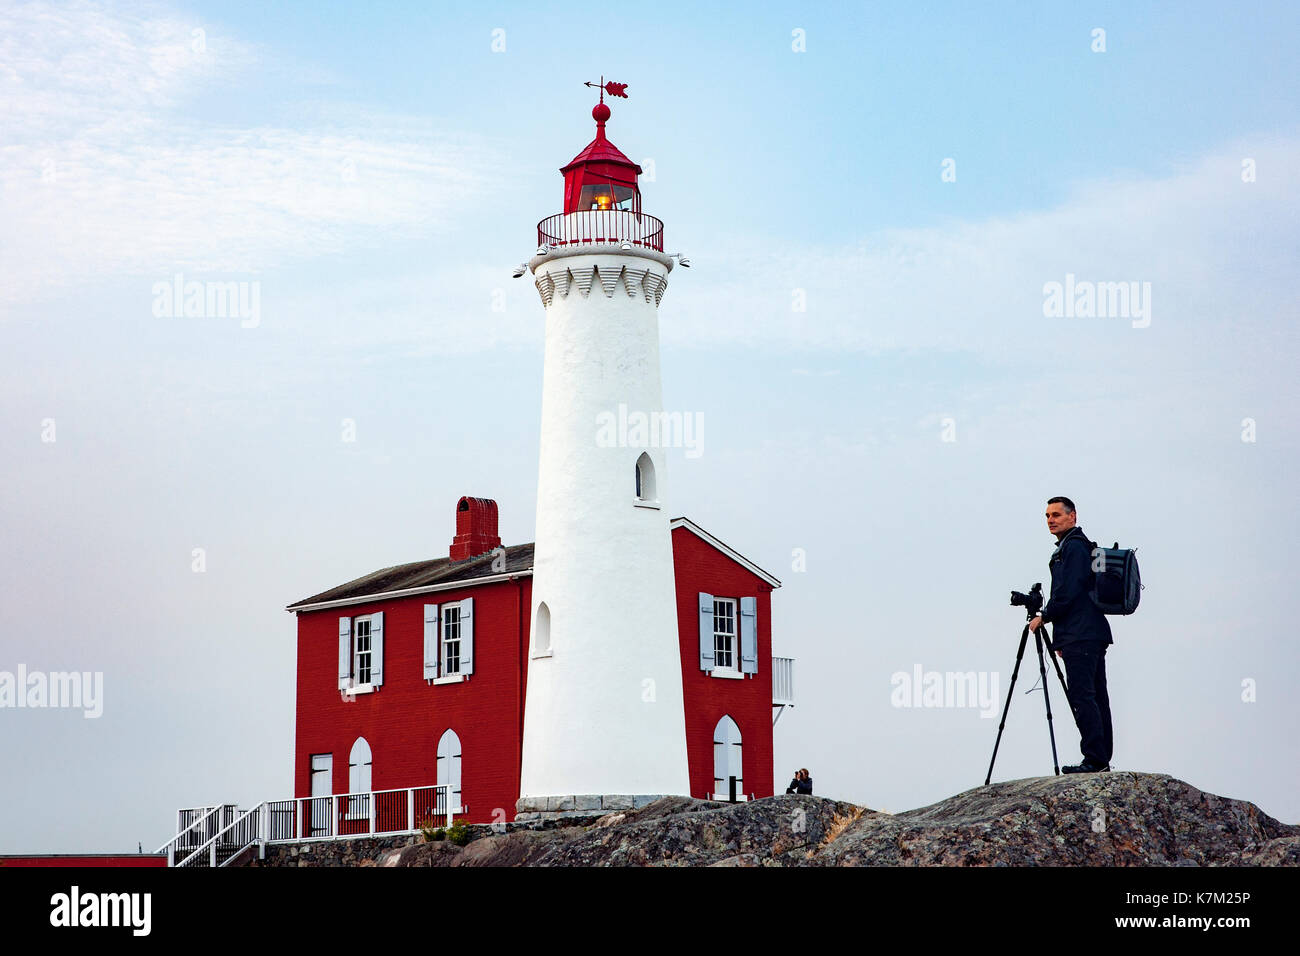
[984,605,1073,785]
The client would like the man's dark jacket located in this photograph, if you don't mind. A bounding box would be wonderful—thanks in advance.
[1039,526,1113,649]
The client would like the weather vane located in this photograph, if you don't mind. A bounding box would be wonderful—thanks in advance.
[584,77,629,102]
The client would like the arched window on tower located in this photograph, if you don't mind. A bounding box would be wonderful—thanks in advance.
[712,716,744,801]
[437,729,463,813]
[635,452,657,504]
[533,602,552,657]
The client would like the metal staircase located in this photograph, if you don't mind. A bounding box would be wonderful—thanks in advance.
[156,786,454,866]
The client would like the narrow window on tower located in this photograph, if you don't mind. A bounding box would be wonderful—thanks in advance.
[533,602,552,658]
[635,452,657,505]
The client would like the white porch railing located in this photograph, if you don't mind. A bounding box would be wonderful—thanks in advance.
[773,657,795,726]
[164,785,453,868]
[773,657,795,706]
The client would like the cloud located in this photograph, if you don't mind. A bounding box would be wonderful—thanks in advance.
[0,0,238,134]
[0,0,500,307]
[6,0,1294,385]
[667,137,1300,361]
[220,134,1298,371]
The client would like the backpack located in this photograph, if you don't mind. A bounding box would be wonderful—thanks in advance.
[1089,541,1143,615]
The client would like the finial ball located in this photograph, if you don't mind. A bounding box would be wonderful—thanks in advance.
[592,102,611,123]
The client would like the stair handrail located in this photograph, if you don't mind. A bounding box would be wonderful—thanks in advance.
[175,803,265,868]
[155,805,224,864]
[217,804,266,867]
[168,784,455,865]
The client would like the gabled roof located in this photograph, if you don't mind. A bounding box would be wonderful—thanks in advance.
[669,517,782,589]
[286,518,780,613]
[286,544,534,612]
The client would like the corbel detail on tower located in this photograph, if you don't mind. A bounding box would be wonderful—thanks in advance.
[534,263,668,308]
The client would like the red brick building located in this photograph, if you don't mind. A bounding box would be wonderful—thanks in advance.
[286,496,791,824]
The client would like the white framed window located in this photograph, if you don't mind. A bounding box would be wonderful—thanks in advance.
[442,604,462,675]
[698,592,758,677]
[424,599,474,683]
[338,612,384,692]
[713,598,736,671]
[354,618,372,685]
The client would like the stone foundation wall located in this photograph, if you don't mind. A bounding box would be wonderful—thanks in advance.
[260,835,420,867]
[254,811,630,866]
[514,794,668,822]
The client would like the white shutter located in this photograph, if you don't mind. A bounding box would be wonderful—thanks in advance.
[370,612,384,687]
[739,596,758,674]
[460,598,474,675]
[423,605,439,680]
[449,739,462,808]
[338,617,352,689]
[698,593,715,671]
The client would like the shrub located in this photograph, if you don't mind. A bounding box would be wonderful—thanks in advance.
[417,817,446,842]
[446,820,471,846]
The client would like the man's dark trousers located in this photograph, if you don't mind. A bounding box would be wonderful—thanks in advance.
[1059,641,1113,766]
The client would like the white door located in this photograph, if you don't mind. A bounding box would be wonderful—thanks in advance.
[310,754,332,835]
[712,716,743,799]
[436,730,462,812]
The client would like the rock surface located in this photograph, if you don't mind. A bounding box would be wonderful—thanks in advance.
[815,772,1294,866]
[259,773,1297,867]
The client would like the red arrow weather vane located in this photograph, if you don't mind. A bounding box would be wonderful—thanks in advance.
[584,77,629,101]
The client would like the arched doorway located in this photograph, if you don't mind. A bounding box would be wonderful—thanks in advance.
[712,716,743,800]
[436,729,462,813]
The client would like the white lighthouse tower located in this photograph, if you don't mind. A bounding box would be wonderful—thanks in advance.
[516,83,691,817]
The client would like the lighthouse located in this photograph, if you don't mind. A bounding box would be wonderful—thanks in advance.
[516,83,692,815]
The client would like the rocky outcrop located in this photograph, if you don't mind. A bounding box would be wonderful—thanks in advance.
[814,772,1294,866]
[258,773,1297,867]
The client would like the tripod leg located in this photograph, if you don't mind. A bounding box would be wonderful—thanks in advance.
[985,626,1032,786]
[1041,628,1071,698]
[1035,631,1061,774]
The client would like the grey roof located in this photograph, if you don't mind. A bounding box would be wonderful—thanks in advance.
[287,517,781,612]
[287,543,535,611]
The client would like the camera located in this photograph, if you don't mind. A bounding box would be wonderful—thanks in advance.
[1009,582,1044,616]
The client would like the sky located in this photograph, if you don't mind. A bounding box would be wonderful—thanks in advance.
[1,0,1297,853]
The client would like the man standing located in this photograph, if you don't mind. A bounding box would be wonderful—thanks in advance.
[1028,496,1114,773]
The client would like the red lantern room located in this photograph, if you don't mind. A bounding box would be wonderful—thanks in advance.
[560,98,643,215]
[536,81,664,252]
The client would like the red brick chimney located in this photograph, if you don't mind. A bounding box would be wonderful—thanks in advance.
[450,496,502,561]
